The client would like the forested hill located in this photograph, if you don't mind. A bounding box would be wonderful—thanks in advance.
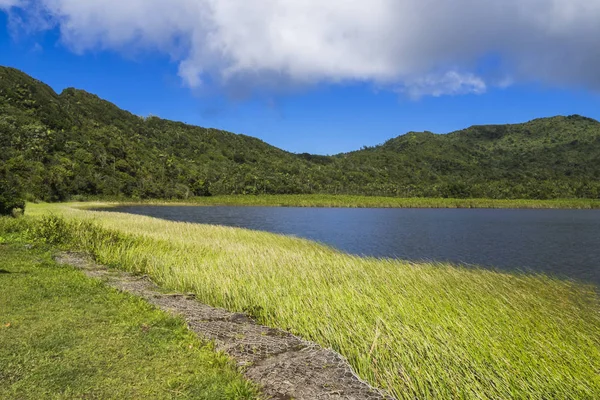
[1,65,600,201]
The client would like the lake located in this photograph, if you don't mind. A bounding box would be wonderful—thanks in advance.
[106,206,600,286]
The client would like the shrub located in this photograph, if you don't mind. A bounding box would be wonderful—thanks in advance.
[27,215,71,245]
[0,186,25,217]
[0,172,25,217]
[0,216,30,243]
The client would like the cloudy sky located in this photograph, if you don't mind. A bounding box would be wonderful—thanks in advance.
[1,0,600,153]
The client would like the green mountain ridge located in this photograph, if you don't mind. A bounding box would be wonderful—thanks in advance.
[1,65,599,201]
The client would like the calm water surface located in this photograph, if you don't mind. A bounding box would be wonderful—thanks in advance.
[107,206,600,286]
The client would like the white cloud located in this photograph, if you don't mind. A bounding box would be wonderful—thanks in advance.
[2,0,600,97]
[399,72,487,99]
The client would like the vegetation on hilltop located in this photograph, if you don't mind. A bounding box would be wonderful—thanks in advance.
[2,65,600,201]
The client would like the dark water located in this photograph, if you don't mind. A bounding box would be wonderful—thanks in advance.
[107,206,600,286]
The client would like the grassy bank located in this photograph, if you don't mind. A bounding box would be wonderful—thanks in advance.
[0,229,257,399]
[22,203,600,399]
[100,194,600,209]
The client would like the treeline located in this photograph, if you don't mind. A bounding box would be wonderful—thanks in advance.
[1,65,600,204]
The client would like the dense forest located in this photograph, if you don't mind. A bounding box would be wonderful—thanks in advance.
[1,65,600,203]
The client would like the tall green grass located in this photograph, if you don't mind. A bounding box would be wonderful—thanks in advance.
[113,194,600,209]
[26,203,600,399]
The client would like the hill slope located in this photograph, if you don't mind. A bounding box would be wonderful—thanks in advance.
[1,66,599,200]
[339,115,600,198]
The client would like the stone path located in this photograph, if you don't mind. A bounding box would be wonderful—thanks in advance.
[55,252,393,400]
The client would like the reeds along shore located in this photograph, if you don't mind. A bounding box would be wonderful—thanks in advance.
[20,203,600,399]
[77,194,600,209]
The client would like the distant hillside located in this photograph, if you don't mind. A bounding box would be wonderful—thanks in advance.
[1,66,599,200]
[338,115,600,198]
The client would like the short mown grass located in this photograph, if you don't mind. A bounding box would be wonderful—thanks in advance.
[0,238,257,399]
[21,203,600,399]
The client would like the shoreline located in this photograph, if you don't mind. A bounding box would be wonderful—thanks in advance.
[55,194,600,210]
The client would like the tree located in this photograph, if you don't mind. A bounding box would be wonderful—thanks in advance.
[0,171,25,216]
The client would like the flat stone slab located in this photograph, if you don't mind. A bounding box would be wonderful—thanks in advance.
[55,252,393,400]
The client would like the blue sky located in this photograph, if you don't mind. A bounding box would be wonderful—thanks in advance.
[1,3,600,155]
